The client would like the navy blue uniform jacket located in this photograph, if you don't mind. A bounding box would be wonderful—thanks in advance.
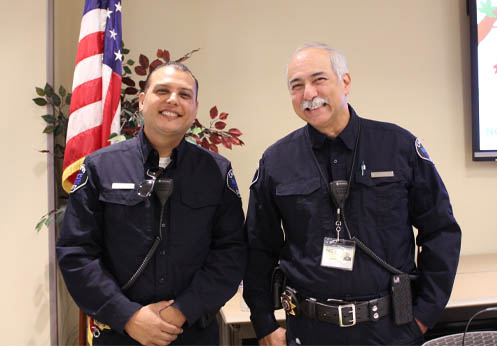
[57,129,246,335]
[243,106,461,339]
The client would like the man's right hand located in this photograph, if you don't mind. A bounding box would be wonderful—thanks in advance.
[259,327,286,346]
[124,300,183,345]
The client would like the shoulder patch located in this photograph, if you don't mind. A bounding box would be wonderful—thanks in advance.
[70,164,89,193]
[250,167,259,188]
[226,169,241,198]
[415,138,432,163]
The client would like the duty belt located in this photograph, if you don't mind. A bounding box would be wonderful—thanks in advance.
[281,287,391,327]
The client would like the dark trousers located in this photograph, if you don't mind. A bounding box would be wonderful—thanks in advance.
[285,314,424,345]
[92,319,219,346]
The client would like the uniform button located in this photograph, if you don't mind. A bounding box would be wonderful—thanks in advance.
[373,312,379,319]
[160,250,166,256]
[333,159,338,164]
[372,305,378,312]
[161,223,166,228]
[159,277,165,284]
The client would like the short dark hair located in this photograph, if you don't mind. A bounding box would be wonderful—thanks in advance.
[142,61,199,100]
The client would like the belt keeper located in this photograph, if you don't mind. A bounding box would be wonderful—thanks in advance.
[368,299,380,322]
[306,297,316,318]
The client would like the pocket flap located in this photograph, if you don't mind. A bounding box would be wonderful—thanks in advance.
[276,177,321,196]
[355,171,402,187]
[99,188,144,206]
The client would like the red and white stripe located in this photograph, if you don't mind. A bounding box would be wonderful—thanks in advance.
[62,8,121,193]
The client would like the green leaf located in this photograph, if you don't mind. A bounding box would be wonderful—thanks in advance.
[191,126,203,136]
[185,136,197,145]
[65,93,72,105]
[55,206,66,224]
[52,94,61,107]
[35,218,46,232]
[123,66,131,74]
[36,87,45,96]
[33,97,47,106]
[108,134,126,144]
[44,215,54,226]
[122,48,130,55]
[127,59,135,65]
[479,0,497,17]
[54,125,63,136]
[59,85,66,97]
[43,125,54,134]
[44,83,54,97]
[42,114,56,123]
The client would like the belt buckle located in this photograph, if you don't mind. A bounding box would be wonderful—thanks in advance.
[338,304,356,327]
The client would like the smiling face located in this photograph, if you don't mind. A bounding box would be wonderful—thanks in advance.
[287,47,351,137]
[139,65,198,146]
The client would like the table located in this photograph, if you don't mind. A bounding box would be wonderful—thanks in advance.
[218,286,286,345]
[218,254,497,345]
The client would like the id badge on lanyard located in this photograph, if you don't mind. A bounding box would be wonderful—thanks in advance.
[320,207,356,271]
[321,237,356,271]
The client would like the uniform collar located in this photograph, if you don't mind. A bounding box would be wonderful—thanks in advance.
[307,104,359,151]
[137,127,186,168]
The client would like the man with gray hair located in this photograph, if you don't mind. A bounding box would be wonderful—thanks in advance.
[243,43,461,345]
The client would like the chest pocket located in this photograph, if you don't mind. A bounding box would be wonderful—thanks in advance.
[172,192,219,245]
[354,170,407,226]
[99,188,154,241]
[275,177,322,245]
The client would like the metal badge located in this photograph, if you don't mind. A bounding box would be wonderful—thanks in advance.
[281,290,298,316]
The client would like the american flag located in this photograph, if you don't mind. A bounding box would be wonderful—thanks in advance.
[62,0,122,193]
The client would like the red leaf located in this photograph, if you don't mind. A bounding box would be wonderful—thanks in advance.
[124,87,138,95]
[210,133,221,144]
[215,121,226,130]
[139,54,149,68]
[209,143,219,153]
[219,112,228,120]
[193,119,202,127]
[135,66,147,76]
[210,106,218,119]
[122,77,135,87]
[139,81,146,91]
[221,136,232,149]
[163,50,170,62]
[228,128,242,137]
[201,138,210,149]
[150,59,162,71]
[230,136,241,145]
[157,49,163,58]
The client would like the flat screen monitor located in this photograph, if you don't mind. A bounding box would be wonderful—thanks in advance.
[469,0,497,161]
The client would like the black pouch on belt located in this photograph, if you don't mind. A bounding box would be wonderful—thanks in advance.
[271,266,286,309]
[390,273,413,325]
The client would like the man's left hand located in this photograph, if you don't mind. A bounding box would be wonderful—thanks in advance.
[415,318,428,334]
[160,305,187,327]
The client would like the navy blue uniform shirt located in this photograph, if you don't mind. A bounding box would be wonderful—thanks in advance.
[243,105,461,340]
[57,129,246,337]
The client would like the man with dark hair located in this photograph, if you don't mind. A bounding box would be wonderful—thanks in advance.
[57,62,246,345]
[243,43,461,345]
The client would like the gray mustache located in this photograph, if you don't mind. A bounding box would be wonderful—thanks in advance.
[301,97,329,111]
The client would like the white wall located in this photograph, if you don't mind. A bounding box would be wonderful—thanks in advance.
[0,0,50,344]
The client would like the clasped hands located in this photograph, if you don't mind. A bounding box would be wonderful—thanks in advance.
[124,300,186,346]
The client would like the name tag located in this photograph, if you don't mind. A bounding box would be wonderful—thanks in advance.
[112,183,135,189]
[371,171,394,178]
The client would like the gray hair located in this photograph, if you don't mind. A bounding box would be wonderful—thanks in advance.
[286,42,349,88]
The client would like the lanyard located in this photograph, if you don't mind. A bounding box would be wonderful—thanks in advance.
[305,118,361,239]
